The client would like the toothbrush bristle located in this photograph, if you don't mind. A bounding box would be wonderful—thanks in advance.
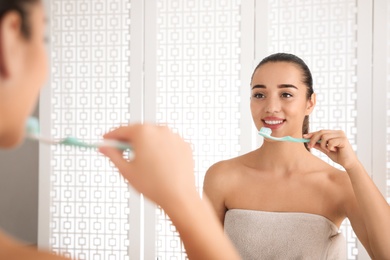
[260,127,272,135]
[26,117,40,135]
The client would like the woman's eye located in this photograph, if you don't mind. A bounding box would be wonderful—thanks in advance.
[252,93,265,99]
[281,93,293,98]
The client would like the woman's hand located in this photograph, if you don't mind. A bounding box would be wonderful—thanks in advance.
[99,124,196,209]
[304,130,359,171]
[99,124,242,260]
[305,130,390,260]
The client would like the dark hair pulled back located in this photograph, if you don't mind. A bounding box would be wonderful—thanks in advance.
[0,0,40,38]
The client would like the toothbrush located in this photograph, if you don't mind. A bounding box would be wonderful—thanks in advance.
[26,117,132,151]
[258,127,311,143]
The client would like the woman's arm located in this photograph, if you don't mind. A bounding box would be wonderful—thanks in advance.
[203,163,230,225]
[100,124,240,260]
[163,191,239,260]
[343,160,390,259]
[0,231,68,260]
[305,130,390,259]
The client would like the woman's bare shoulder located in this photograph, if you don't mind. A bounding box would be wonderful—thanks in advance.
[321,161,351,185]
[204,153,253,188]
[307,155,354,200]
[206,153,253,176]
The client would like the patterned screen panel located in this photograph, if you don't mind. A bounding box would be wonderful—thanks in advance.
[49,0,132,259]
[267,0,358,259]
[155,0,242,258]
[45,0,374,259]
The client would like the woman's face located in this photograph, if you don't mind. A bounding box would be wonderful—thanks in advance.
[0,2,48,148]
[250,62,315,138]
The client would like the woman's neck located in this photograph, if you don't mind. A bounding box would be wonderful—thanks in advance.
[253,141,314,173]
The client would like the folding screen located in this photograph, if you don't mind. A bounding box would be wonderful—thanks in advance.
[39,1,387,259]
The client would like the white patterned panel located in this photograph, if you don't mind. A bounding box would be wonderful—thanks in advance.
[156,0,242,258]
[387,0,390,204]
[49,0,131,259]
[267,0,358,259]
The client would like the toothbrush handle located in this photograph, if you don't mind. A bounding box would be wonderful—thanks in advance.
[95,139,132,151]
[294,138,311,143]
[297,138,321,143]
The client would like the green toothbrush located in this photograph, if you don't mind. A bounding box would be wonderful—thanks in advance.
[26,117,132,151]
[258,127,311,143]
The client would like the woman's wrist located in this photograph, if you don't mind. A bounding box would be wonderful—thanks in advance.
[340,153,362,173]
[159,186,201,217]
[344,159,364,174]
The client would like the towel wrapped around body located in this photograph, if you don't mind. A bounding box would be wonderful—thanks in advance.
[224,209,346,260]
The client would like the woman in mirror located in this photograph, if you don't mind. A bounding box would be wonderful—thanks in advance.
[204,52,390,259]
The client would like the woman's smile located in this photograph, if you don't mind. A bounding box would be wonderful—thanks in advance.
[262,117,286,130]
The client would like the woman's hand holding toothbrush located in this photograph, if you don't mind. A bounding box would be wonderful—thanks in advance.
[303,130,358,171]
[99,124,195,208]
[99,124,241,260]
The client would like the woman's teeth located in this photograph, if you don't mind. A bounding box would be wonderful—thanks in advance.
[264,120,283,125]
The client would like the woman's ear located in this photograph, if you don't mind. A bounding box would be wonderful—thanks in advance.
[305,93,316,115]
[0,11,24,81]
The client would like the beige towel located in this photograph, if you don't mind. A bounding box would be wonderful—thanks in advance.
[224,209,346,260]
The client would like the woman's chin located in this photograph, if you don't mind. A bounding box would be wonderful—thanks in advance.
[0,130,25,149]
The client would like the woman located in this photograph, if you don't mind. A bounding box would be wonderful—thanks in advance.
[204,53,390,259]
[0,0,240,259]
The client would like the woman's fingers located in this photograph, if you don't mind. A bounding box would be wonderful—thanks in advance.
[305,130,345,151]
[304,129,359,169]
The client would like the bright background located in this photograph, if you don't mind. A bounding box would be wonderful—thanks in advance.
[28,0,390,259]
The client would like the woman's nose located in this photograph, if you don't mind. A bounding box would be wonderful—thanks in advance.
[265,98,281,113]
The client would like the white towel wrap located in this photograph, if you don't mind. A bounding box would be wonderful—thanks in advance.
[224,209,346,260]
